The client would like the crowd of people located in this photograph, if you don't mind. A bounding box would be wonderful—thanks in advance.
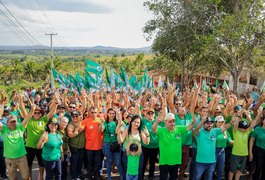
[0,83,265,180]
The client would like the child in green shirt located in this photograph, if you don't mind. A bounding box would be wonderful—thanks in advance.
[126,142,141,180]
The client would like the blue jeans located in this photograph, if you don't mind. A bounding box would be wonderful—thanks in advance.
[102,142,123,180]
[195,162,215,180]
[122,150,143,180]
[126,174,138,180]
[43,159,62,180]
[215,148,225,180]
[69,147,84,179]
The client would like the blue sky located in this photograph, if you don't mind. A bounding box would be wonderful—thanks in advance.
[0,0,153,48]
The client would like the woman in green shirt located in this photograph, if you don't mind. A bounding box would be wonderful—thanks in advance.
[215,115,233,180]
[37,117,63,180]
[102,108,123,180]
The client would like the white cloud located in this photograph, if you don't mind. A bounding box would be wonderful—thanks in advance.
[0,0,153,48]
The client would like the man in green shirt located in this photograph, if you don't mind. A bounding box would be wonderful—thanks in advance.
[0,110,33,180]
[194,116,234,180]
[152,113,195,180]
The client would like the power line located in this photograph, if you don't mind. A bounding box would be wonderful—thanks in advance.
[0,6,35,45]
[0,0,42,45]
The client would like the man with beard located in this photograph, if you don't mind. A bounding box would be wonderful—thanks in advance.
[194,116,235,180]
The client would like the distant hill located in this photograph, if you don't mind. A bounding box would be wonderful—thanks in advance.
[0,45,152,56]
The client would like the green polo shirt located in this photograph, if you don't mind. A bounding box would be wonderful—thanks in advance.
[157,125,187,165]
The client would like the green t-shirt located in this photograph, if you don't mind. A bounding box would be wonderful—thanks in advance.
[196,128,222,163]
[42,133,63,161]
[141,118,158,148]
[103,121,118,143]
[232,129,251,156]
[26,116,48,148]
[216,131,232,148]
[2,124,27,158]
[127,154,140,175]
[252,126,265,149]
[157,126,187,165]
[175,112,192,146]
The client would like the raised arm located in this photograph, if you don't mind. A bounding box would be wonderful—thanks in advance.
[186,115,196,131]
[140,126,150,145]
[21,98,35,128]
[36,131,48,149]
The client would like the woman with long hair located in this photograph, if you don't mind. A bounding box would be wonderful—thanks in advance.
[117,115,150,180]
[102,108,123,179]
[37,117,63,180]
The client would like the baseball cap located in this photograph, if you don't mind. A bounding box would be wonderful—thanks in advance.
[204,117,215,123]
[238,121,249,129]
[215,115,225,122]
[147,108,155,113]
[234,105,243,111]
[71,110,80,116]
[164,113,175,121]
[57,105,65,109]
[7,115,17,122]
[48,117,59,124]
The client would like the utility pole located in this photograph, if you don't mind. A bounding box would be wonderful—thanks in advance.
[45,33,57,88]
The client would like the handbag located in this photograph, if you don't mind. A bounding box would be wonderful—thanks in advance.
[106,122,121,152]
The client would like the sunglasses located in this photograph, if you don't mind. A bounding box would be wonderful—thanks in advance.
[69,106,76,109]
[72,115,78,118]
[91,112,97,114]
[147,112,154,115]
[175,103,181,106]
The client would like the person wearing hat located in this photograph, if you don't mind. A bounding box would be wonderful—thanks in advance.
[193,114,235,180]
[22,94,59,180]
[214,115,234,180]
[140,108,160,180]
[37,117,63,180]
[228,108,262,180]
[0,105,35,180]
[67,110,85,180]
[152,112,196,180]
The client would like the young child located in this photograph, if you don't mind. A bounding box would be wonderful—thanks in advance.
[126,142,141,180]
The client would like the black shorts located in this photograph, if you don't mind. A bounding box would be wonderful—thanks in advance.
[26,147,44,167]
[230,154,247,173]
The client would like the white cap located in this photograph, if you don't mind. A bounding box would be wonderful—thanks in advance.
[215,115,224,122]
[164,113,175,121]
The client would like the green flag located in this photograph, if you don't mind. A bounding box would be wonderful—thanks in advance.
[261,81,265,92]
[51,68,60,82]
[193,80,198,89]
[105,69,110,85]
[85,59,103,74]
[202,79,209,92]
[85,69,95,88]
[120,66,128,87]
[222,80,229,90]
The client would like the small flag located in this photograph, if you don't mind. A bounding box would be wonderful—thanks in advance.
[85,59,103,74]
[222,80,229,90]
